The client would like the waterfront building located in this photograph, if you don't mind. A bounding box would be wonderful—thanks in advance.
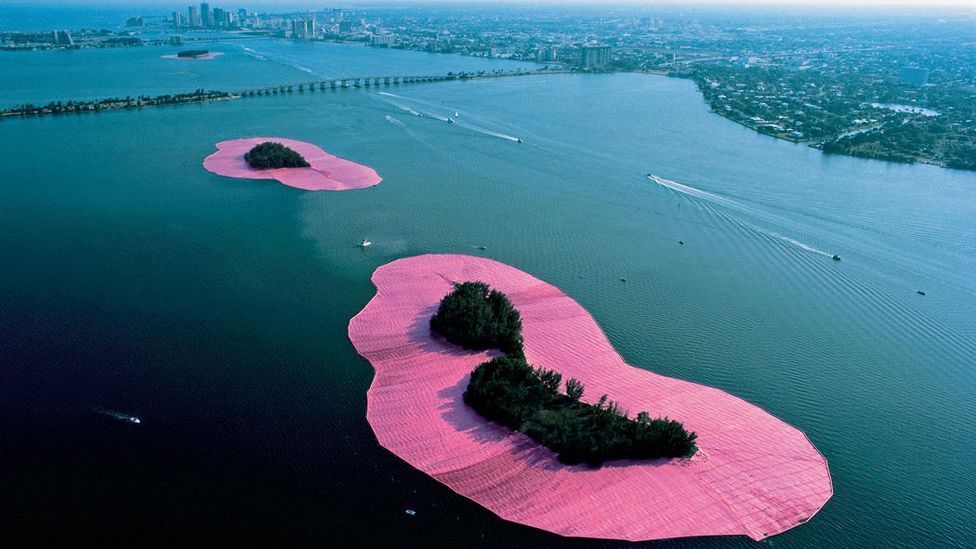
[581,45,611,68]
[188,5,201,28]
[170,35,185,46]
[339,21,353,34]
[212,8,226,28]
[172,11,184,28]
[371,34,396,47]
[200,3,211,28]
[535,47,558,63]
[52,30,73,46]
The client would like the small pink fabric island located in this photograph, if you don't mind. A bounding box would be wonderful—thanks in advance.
[203,137,382,191]
[348,254,833,542]
[161,51,225,60]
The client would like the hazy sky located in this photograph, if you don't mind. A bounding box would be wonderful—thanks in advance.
[31,0,976,7]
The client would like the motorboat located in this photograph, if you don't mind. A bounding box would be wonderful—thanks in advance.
[360,239,372,248]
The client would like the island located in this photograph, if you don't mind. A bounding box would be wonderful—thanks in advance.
[348,254,833,542]
[176,50,210,59]
[431,281,697,465]
[160,50,224,60]
[202,137,382,191]
[244,141,311,169]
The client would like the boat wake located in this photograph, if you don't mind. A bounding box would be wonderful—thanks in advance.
[395,103,421,117]
[647,175,835,258]
[92,407,141,424]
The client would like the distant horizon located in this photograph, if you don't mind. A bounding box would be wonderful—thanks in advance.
[5,0,974,10]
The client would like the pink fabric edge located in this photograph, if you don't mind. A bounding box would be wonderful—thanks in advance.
[348,254,833,542]
[201,137,383,191]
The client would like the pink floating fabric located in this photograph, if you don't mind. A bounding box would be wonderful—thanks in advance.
[161,52,225,60]
[348,254,833,542]
[202,137,382,191]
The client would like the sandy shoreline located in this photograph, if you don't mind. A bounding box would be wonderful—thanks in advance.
[348,254,833,542]
[202,137,382,191]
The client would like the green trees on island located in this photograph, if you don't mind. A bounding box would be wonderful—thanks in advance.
[429,281,523,356]
[244,142,311,169]
[431,281,698,466]
[177,50,210,58]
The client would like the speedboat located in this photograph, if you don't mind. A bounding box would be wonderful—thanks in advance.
[447,118,454,124]
[454,111,459,117]
[129,416,141,424]
[832,254,841,261]
[360,239,372,248]
[516,138,523,143]
[916,290,926,296]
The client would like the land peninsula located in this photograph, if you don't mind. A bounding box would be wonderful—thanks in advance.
[348,254,833,542]
[202,137,382,191]
[431,281,697,465]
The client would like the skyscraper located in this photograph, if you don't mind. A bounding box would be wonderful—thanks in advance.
[172,11,184,28]
[188,5,201,28]
[212,8,226,28]
[581,45,611,68]
[200,3,211,28]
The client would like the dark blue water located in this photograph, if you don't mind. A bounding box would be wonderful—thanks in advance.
[1,52,974,547]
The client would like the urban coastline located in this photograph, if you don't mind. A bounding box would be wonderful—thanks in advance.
[2,3,971,171]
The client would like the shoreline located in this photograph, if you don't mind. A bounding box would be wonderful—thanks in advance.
[348,254,833,542]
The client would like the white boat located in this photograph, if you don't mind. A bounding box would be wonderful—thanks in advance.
[360,239,372,248]
[447,118,454,124]
[454,111,459,117]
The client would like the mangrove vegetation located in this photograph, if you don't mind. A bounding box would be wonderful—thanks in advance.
[430,281,697,466]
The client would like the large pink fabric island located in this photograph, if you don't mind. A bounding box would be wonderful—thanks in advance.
[348,254,833,542]
[203,137,382,191]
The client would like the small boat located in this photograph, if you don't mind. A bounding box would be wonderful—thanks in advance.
[359,239,372,248]
[516,138,522,143]
[129,416,141,424]
[678,240,684,245]
[832,254,841,261]
[619,278,627,282]
[477,246,487,250]
[405,509,416,516]
[916,290,926,296]
[454,111,459,117]
[447,118,454,124]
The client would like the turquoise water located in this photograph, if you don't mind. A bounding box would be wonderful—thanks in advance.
[1,64,974,546]
[0,37,538,107]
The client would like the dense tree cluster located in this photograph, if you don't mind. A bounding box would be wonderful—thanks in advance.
[429,282,523,356]
[177,50,210,58]
[431,282,697,466]
[243,142,311,169]
[1,89,235,118]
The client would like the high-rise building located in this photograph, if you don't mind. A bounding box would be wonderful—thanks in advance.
[52,30,73,46]
[200,3,211,28]
[339,21,353,34]
[581,45,611,68]
[172,11,184,28]
[370,34,396,47]
[535,47,558,63]
[188,5,201,27]
[291,19,309,39]
[212,8,225,28]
